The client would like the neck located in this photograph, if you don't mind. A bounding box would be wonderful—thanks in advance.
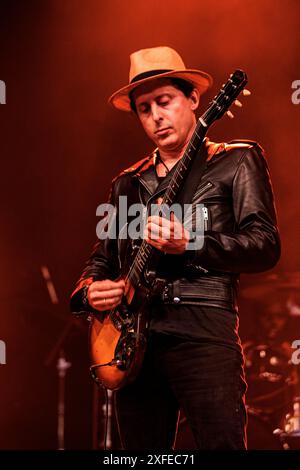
[158,122,196,165]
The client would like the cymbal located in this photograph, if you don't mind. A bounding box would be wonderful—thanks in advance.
[241,272,300,300]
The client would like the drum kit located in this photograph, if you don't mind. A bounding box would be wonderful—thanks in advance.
[241,272,300,450]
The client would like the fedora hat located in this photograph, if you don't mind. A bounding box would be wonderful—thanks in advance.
[108,46,213,112]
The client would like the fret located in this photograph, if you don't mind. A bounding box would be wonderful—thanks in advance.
[128,267,138,284]
[135,253,144,265]
[180,161,188,170]
[144,243,151,254]
[133,261,143,275]
[193,130,201,141]
[131,273,140,287]
[135,255,143,267]
[136,258,144,271]
[140,244,150,260]
[185,157,192,166]
[139,255,146,267]
[143,242,151,255]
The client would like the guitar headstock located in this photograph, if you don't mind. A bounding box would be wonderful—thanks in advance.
[202,70,249,125]
[226,88,251,119]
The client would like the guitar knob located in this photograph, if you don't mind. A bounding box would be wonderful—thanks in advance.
[234,99,243,107]
[226,110,234,119]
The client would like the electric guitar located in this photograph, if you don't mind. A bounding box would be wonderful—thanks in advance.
[89,70,249,390]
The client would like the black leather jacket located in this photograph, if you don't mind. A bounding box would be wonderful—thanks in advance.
[70,138,280,315]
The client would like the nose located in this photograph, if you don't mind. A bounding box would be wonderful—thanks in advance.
[150,102,162,122]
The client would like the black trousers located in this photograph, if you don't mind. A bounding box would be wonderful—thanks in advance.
[114,332,247,450]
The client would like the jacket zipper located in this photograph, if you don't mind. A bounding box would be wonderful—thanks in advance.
[193,181,213,201]
[202,206,209,231]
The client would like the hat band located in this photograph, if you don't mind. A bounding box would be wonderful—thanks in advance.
[130,69,172,84]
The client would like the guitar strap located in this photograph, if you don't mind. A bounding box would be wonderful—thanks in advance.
[174,138,209,208]
[152,137,209,209]
[145,138,210,294]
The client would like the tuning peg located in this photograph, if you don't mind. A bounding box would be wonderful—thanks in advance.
[242,89,251,96]
[226,110,234,119]
[234,99,243,107]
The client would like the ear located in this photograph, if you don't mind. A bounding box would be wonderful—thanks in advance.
[190,88,200,111]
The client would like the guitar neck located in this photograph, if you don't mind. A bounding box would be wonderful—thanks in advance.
[162,118,208,207]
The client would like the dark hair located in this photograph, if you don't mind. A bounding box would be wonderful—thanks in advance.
[129,77,195,113]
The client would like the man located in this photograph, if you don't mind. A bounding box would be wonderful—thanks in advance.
[70,46,280,449]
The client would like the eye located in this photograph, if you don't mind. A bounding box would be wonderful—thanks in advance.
[158,98,170,106]
[138,105,150,114]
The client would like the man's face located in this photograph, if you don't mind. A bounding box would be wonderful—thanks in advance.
[133,79,199,153]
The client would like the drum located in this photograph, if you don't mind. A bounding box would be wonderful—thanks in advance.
[274,397,300,450]
[175,412,300,450]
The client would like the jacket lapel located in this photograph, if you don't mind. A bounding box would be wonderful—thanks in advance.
[136,150,181,204]
[134,138,224,204]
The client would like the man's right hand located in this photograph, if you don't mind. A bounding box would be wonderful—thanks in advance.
[87,279,125,312]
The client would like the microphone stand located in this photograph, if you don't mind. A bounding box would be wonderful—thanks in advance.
[44,315,75,450]
[57,350,72,450]
[41,265,73,450]
[92,383,113,449]
[100,389,113,449]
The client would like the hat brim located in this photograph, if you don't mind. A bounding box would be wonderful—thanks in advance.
[108,69,213,112]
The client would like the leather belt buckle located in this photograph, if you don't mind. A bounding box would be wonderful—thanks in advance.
[162,284,171,302]
[172,279,181,303]
[152,277,167,296]
[162,280,181,303]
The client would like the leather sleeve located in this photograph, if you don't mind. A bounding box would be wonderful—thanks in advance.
[187,144,281,273]
[70,180,120,315]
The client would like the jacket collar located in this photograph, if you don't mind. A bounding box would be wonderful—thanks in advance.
[133,138,225,198]
[137,150,182,197]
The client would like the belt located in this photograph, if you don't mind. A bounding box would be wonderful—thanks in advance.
[152,276,235,309]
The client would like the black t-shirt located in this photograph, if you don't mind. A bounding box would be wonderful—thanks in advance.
[149,301,242,355]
